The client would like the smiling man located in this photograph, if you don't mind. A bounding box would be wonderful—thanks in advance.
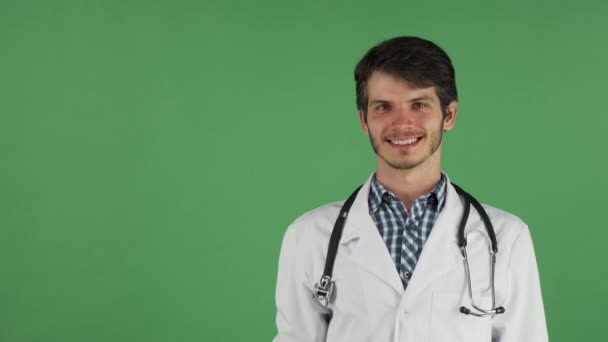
[273,36,548,342]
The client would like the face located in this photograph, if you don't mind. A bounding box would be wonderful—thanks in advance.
[358,71,457,171]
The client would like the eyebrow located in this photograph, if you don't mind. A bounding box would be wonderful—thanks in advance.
[369,99,390,106]
[369,95,435,106]
[408,95,435,103]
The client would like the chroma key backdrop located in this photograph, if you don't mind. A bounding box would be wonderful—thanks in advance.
[1,0,607,341]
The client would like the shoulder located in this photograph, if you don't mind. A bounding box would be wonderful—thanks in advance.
[481,203,527,230]
[478,202,532,253]
[285,200,345,241]
[278,200,347,282]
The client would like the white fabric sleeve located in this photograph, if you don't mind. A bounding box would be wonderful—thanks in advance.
[272,224,329,342]
[492,225,549,341]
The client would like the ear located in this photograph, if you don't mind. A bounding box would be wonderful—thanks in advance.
[443,100,458,131]
[358,110,370,136]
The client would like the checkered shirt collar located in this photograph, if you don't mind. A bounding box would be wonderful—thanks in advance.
[368,172,448,214]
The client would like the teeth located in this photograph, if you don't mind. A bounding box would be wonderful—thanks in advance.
[391,137,419,145]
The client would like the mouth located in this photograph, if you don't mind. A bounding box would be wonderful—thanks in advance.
[387,136,423,148]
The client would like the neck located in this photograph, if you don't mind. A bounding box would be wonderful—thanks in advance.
[375,154,442,211]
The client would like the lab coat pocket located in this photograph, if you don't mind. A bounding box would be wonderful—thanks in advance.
[430,292,491,342]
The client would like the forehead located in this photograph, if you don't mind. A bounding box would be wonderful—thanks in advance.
[366,71,438,101]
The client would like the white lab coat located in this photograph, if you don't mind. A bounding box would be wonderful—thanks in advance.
[273,173,548,342]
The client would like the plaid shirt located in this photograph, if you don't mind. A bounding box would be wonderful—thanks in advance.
[368,173,447,288]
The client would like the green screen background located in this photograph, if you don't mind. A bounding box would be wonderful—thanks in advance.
[2,0,607,340]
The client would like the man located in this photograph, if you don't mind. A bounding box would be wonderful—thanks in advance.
[273,36,548,342]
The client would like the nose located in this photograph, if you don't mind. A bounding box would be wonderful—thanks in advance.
[391,105,415,126]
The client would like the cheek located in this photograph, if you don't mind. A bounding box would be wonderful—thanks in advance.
[419,113,437,124]
[422,115,445,130]
[368,116,391,132]
[371,125,388,140]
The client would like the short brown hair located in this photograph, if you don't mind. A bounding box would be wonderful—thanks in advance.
[354,36,458,120]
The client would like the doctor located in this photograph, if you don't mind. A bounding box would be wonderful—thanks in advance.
[273,36,548,342]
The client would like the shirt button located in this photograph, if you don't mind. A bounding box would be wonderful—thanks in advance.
[405,271,411,279]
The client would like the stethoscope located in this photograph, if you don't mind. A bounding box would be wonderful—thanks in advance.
[313,182,506,317]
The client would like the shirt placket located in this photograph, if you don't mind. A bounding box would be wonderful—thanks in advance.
[393,200,416,287]
[369,174,446,290]
[401,197,431,287]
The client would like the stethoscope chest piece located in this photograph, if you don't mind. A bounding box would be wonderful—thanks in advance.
[453,183,506,317]
[313,275,335,307]
[313,182,507,317]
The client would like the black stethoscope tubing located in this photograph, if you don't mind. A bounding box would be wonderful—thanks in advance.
[312,182,506,316]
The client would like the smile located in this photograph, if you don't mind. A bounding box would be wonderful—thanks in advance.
[388,137,422,146]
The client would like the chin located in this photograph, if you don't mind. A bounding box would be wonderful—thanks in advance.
[389,160,424,170]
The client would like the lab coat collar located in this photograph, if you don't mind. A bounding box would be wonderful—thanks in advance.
[339,171,464,297]
[339,172,376,245]
[402,176,463,302]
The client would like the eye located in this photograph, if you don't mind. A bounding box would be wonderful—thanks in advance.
[413,102,427,109]
[375,104,390,112]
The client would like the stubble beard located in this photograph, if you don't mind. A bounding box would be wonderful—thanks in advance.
[369,121,445,170]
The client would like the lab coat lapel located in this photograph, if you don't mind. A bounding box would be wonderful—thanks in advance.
[401,180,463,304]
[340,173,404,295]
